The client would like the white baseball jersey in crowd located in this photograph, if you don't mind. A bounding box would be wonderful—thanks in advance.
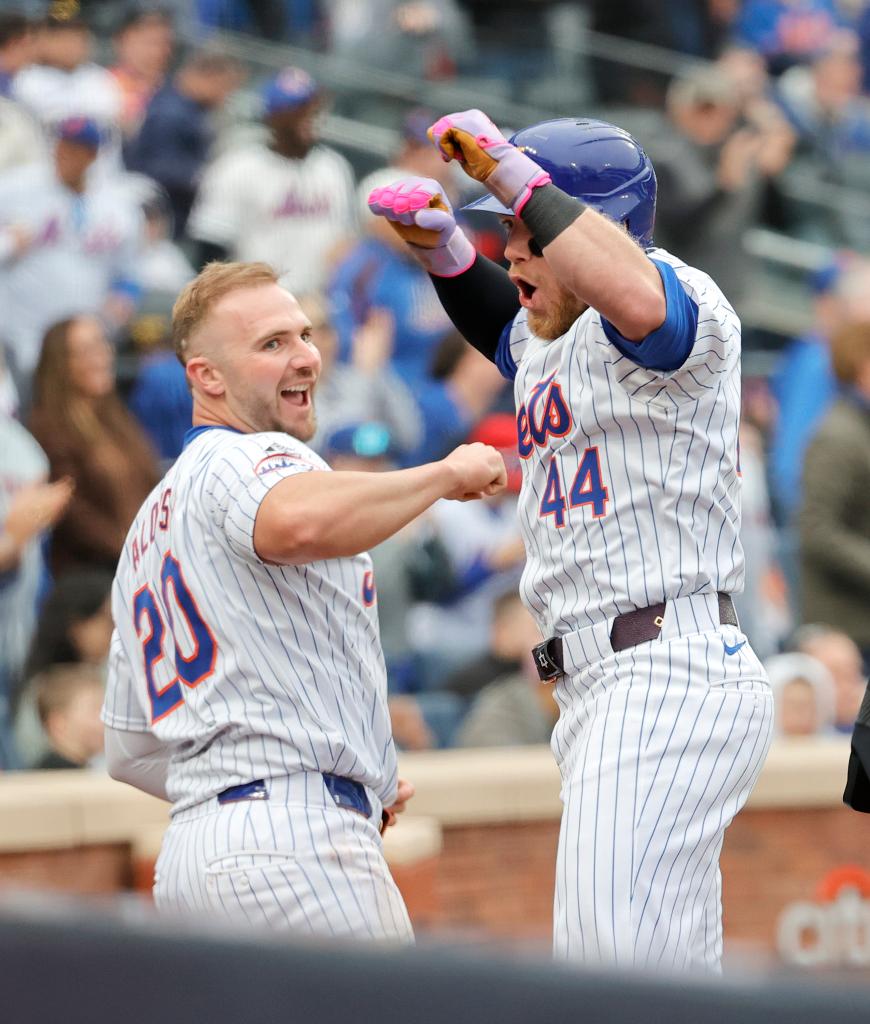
[0,162,142,375]
[498,247,773,970]
[187,142,356,295]
[12,63,124,176]
[102,426,412,942]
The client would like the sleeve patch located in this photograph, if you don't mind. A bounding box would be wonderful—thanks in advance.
[254,451,320,478]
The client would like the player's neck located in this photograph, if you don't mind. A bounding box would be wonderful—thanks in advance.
[192,401,249,434]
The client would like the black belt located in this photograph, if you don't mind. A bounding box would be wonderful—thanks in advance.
[532,592,738,683]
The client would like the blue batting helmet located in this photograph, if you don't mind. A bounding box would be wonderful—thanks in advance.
[464,118,657,248]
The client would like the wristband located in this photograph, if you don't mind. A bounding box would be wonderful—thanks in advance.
[520,185,587,250]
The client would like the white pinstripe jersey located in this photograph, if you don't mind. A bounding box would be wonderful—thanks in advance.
[186,142,356,295]
[102,427,397,812]
[501,248,743,639]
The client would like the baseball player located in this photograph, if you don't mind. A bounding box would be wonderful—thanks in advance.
[187,67,356,296]
[368,111,774,971]
[101,260,506,942]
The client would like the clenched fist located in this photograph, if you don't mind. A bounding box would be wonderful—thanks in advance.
[441,442,508,502]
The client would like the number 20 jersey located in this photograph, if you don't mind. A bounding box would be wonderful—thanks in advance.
[102,428,397,812]
[499,248,744,640]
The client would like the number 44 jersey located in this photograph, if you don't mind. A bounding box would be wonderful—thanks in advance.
[499,248,744,641]
[102,426,397,813]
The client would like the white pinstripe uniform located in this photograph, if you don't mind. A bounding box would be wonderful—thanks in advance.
[102,426,412,943]
[187,142,356,296]
[500,248,773,971]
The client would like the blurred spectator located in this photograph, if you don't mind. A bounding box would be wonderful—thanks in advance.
[194,0,313,40]
[12,14,123,164]
[323,420,462,747]
[768,255,851,523]
[734,0,846,76]
[15,567,112,768]
[127,296,192,466]
[790,624,867,732]
[456,592,556,748]
[108,6,175,138]
[125,175,196,295]
[386,107,473,202]
[302,293,424,462]
[643,64,793,313]
[589,0,739,104]
[776,31,870,171]
[187,66,355,293]
[29,316,160,576]
[0,117,144,400]
[407,413,525,685]
[734,418,790,659]
[444,584,536,701]
[412,331,507,464]
[799,319,870,661]
[0,96,45,175]
[24,569,113,681]
[387,694,436,750]
[0,11,35,98]
[33,663,105,770]
[858,2,870,93]
[328,0,473,80]
[765,651,836,735]
[125,50,243,238]
[0,406,72,768]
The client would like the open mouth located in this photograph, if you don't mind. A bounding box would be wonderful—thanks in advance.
[280,384,311,407]
[513,277,538,307]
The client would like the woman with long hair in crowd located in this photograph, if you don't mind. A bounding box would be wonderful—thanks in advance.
[29,315,160,576]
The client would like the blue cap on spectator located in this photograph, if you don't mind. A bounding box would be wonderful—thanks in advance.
[56,116,102,149]
[263,67,319,116]
[401,107,436,144]
[325,422,395,460]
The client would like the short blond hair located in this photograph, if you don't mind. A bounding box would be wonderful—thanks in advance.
[172,261,279,365]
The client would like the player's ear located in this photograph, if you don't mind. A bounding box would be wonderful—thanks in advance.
[186,355,226,397]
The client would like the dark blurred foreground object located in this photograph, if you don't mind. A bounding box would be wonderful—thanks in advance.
[844,684,870,811]
[1,896,870,1024]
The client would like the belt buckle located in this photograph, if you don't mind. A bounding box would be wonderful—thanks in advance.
[532,637,563,683]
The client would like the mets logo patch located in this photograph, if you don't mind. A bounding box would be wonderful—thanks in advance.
[254,452,312,478]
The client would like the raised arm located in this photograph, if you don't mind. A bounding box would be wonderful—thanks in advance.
[253,442,507,565]
[426,110,665,341]
[367,178,519,361]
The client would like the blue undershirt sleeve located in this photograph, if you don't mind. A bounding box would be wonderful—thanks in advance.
[600,259,698,372]
[494,321,518,381]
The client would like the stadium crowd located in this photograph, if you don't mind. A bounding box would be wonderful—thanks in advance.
[0,0,868,770]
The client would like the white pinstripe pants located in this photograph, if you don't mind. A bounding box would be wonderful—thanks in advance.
[550,595,774,971]
[153,773,414,945]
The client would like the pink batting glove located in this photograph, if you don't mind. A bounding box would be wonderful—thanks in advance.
[367,177,476,278]
[427,109,551,214]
